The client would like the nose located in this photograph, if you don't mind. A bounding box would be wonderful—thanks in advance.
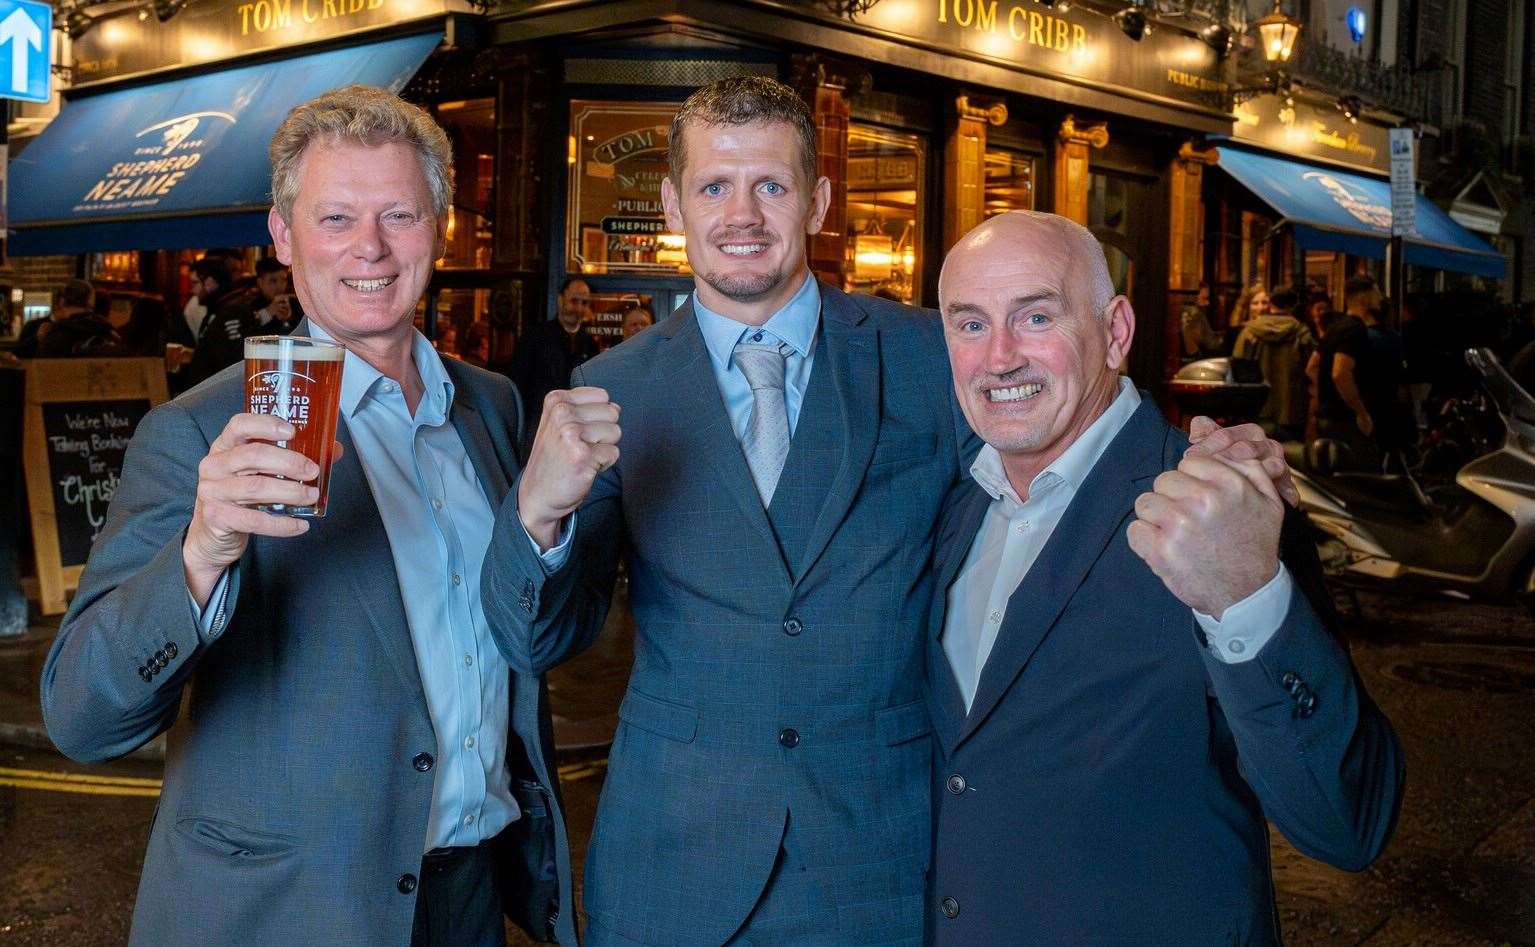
[350,215,389,262]
[723,185,762,229]
[985,323,1023,377]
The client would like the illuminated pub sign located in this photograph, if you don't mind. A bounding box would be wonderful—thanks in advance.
[854,0,1226,110]
[567,101,688,276]
[70,0,466,83]
[1233,94,1391,174]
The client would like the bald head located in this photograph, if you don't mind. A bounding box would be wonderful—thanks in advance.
[940,211,1116,317]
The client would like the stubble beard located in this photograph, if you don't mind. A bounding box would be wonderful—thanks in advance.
[701,267,785,303]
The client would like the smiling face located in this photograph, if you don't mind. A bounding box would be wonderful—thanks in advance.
[661,120,830,324]
[268,138,444,349]
[939,213,1134,491]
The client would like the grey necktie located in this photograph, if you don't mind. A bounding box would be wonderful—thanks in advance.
[733,337,792,506]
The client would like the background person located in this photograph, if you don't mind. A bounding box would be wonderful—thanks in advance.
[513,276,601,412]
[1233,285,1314,441]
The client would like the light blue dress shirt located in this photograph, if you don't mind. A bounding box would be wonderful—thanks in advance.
[534,270,824,570]
[692,269,821,438]
[320,326,519,852]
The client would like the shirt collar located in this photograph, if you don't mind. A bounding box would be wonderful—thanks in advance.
[970,377,1141,503]
[308,322,455,422]
[694,270,821,374]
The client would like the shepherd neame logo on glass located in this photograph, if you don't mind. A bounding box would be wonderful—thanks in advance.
[73,111,237,213]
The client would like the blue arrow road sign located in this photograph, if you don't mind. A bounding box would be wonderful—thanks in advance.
[0,0,50,104]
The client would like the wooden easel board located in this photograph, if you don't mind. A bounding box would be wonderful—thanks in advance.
[23,358,169,615]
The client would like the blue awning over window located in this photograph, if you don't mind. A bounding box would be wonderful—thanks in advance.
[7,32,440,256]
[1214,145,1506,279]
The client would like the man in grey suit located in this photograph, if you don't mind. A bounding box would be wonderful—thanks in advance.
[41,87,575,947]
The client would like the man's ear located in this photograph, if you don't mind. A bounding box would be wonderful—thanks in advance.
[805,175,832,236]
[661,176,684,234]
[1104,295,1136,372]
[269,207,294,266]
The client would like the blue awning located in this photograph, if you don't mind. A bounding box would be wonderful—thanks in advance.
[1214,145,1506,279]
[7,32,441,256]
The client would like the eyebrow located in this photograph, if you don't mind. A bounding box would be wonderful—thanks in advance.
[944,291,1060,318]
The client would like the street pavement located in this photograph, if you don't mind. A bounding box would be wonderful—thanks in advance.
[1,585,1532,945]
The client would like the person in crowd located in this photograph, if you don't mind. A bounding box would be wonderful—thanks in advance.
[250,257,301,335]
[513,276,601,410]
[1225,281,1271,352]
[116,296,172,358]
[17,280,122,358]
[1179,280,1221,358]
[1308,275,1403,465]
[176,248,244,349]
[460,320,491,367]
[180,257,257,389]
[41,85,574,947]
[481,75,1293,946]
[620,306,653,341]
[926,211,1403,943]
[1233,285,1315,440]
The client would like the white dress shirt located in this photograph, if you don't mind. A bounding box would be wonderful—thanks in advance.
[941,378,1294,711]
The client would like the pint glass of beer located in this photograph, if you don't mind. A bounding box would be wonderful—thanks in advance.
[244,335,345,517]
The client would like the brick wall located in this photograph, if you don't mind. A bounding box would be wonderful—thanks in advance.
[1464,0,1509,131]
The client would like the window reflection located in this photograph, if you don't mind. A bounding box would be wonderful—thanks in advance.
[844,124,924,304]
[984,151,1034,217]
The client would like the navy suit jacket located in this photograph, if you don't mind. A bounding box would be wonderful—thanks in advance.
[483,282,971,945]
[926,397,1404,945]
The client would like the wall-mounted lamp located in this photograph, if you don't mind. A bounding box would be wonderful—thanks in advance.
[1253,0,1301,63]
[153,0,189,22]
[1113,3,1151,40]
[1335,94,1363,123]
[1199,22,1233,56]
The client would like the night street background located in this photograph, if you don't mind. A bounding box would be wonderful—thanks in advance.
[1,585,1532,945]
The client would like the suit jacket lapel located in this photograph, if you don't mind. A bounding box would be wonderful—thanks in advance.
[956,397,1170,746]
[795,284,878,584]
[926,481,992,755]
[327,418,427,708]
[657,301,792,586]
[442,363,512,506]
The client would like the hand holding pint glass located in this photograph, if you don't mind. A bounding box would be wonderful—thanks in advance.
[180,336,346,608]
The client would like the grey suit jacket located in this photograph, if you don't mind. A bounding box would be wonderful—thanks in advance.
[483,282,974,946]
[41,339,577,947]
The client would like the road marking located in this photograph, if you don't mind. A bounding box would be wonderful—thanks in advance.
[0,760,610,796]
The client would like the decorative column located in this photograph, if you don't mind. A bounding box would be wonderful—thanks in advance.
[1052,115,1109,224]
[944,94,1008,251]
[793,55,868,288]
[1168,142,1217,290]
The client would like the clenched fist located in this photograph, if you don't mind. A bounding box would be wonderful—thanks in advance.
[1126,453,1283,619]
[518,387,622,550]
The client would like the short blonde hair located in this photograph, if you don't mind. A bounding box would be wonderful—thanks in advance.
[269,85,453,222]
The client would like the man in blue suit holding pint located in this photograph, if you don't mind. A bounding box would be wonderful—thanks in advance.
[926,210,1404,944]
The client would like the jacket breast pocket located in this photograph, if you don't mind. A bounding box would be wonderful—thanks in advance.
[617,688,699,743]
[869,433,938,469]
[875,698,933,746]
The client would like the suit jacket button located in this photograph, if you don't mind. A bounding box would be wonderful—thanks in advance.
[397,873,417,894]
[783,616,803,636]
[166,642,179,659]
[941,896,959,919]
[778,728,800,748]
[1282,671,1303,694]
[412,752,434,772]
[1299,692,1318,712]
[947,774,966,795]
[137,667,151,682]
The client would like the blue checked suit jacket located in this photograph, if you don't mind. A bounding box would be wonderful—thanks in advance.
[483,282,973,945]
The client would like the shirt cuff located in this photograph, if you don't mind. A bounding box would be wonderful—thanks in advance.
[1194,565,1292,664]
[186,565,237,644]
[524,513,576,573]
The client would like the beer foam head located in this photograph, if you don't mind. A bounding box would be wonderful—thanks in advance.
[244,336,346,361]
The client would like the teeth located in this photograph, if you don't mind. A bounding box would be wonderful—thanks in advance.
[342,277,396,292]
[988,383,1043,403]
[721,244,766,255]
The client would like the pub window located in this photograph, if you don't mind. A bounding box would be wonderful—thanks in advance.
[845,124,925,304]
[984,150,1035,217]
[566,101,686,277]
[433,98,495,271]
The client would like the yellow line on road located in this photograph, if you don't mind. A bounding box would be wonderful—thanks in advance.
[0,776,161,797]
[0,766,163,788]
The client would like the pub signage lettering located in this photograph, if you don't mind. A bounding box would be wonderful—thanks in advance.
[1234,94,1390,173]
[853,0,1226,111]
[71,0,461,83]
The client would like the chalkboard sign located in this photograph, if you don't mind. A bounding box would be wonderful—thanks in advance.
[23,359,168,615]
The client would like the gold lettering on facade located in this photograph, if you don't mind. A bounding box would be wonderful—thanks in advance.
[943,0,1087,54]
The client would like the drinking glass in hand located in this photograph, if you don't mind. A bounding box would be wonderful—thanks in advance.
[244,335,345,517]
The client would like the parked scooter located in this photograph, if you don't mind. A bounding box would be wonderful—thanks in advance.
[1291,348,1535,615]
